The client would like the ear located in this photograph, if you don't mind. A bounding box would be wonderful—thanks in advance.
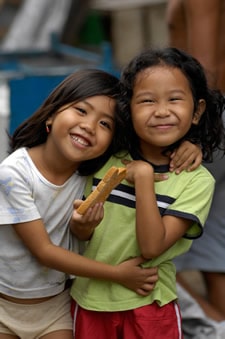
[46,117,53,125]
[192,99,206,125]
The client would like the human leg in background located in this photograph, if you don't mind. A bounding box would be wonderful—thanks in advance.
[166,0,187,51]
[183,0,220,88]
[166,0,225,91]
[203,272,225,318]
[217,0,225,93]
[176,273,225,322]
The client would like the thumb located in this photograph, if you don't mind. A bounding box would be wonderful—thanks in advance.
[122,159,131,165]
[127,256,147,266]
[74,199,83,209]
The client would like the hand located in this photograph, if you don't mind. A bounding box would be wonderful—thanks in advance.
[115,257,158,296]
[70,199,104,240]
[122,159,154,184]
[122,159,168,182]
[170,141,202,174]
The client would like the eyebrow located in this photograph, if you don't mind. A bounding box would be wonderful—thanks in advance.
[82,100,115,121]
[134,89,186,98]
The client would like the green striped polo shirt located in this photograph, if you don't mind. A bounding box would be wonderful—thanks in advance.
[71,153,215,311]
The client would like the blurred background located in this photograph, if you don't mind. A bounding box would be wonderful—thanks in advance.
[2,2,225,335]
[0,0,168,161]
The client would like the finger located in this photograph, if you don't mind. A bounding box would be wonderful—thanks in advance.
[170,151,176,159]
[125,257,159,277]
[172,149,191,168]
[170,142,196,166]
[85,203,104,221]
[90,203,104,220]
[136,283,155,296]
[170,147,188,163]
[74,199,83,209]
[141,282,155,291]
[122,159,131,165]
[154,173,169,182]
[136,288,151,296]
[173,150,202,174]
[145,273,159,283]
[186,155,202,171]
[174,157,194,174]
[171,144,202,171]
[127,256,149,266]
[172,151,198,173]
[141,266,158,277]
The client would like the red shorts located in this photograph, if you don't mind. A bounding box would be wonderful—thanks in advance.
[71,300,183,339]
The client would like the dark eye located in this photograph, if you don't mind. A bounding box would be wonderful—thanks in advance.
[142,99,154,103]
[100,120,113,130]
[75,107,86,114]
[170,97,181,101]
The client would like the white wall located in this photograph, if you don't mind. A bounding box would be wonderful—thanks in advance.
[0,82,10,161]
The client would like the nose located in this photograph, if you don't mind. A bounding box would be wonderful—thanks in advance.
[79,120,96,135]
[155,103,170,117]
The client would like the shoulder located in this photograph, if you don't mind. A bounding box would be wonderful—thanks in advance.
[172,165,215,186]
[158,165,215,213]
[0,148,28,177]
[187,165,215,187]
[0,148,35,196]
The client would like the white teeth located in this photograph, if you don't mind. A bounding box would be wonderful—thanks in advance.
[72,136,88,146]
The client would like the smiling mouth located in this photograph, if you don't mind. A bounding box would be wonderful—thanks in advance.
[153,124,174,129]
[71,135,90,147]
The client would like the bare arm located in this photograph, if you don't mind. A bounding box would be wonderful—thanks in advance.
[124,160,192,259]
[70,199,104,240]
[13,219,158,295]
[70,174,169,241]
[184,0,220,87]
[166,0,187,50]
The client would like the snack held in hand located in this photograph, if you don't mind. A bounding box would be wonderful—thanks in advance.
[77,166,126,215]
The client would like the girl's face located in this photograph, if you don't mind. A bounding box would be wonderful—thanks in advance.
[47,95,116,165]
[130,65,204,162]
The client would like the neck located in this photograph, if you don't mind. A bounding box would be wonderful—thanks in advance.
[28,145,80,185]
[131,148,170,166]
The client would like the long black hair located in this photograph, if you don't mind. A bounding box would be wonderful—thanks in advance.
[120,47,225,162]
[10,68,126,175]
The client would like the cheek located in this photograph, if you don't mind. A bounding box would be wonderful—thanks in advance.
[99,134,113,151]
[182,115,194,130]
[132,114,145,135]
[131,112,140,129]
